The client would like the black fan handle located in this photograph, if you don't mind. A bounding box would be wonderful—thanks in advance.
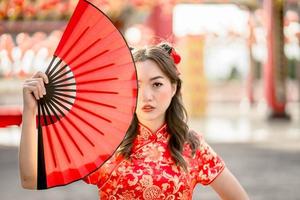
[37,100,47,190]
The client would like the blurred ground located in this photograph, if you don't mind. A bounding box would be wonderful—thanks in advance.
[0,102,299,200]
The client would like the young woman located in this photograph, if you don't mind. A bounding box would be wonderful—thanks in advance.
[19,43,249,200]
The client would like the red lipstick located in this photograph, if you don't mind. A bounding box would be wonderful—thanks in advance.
[142,105,155,112]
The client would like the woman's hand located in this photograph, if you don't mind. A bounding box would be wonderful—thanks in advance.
[22,71,49,113]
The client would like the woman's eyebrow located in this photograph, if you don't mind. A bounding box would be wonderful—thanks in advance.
[150,76,164,81]
[138,76,164,83]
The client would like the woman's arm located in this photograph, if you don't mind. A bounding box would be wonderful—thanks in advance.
[19,71,48,189]
[210,167,249,200]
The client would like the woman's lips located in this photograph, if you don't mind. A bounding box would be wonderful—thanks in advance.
[142,105,155,112]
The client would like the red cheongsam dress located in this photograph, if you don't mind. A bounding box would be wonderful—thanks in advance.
[83,123,225,200]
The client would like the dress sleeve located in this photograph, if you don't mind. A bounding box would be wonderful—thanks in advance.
[195,132,225,185]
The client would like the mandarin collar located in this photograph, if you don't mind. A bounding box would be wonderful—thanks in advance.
[132,122,169,150]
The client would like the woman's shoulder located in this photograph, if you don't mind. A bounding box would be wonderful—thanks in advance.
[184,129,217,158]
[188,129,205,140]
[182,129,202,157]
[184,129,225,172]
[186,129,205,148]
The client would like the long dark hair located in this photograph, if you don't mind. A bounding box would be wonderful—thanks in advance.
[117,43,199,170]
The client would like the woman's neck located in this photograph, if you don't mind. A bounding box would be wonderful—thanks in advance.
[138,118,166,133]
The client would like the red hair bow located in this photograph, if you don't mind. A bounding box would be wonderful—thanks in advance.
[170,48,181,65]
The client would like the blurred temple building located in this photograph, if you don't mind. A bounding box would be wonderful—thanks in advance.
[0,0,299,125]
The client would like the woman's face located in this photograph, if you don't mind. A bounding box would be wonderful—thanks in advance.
[136,59,176,126]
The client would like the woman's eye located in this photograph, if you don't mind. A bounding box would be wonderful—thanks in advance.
[153,82,163,88]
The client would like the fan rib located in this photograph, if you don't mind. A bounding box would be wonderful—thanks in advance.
[54,88,77,93]
[50,98,70,115]
[76,96,116,109]
[51,73,74,86]
[67,26,120,72]
[72,44,126,73]
[58,119,84,156]
[44,125,57,169]
[49,64,71,83]
[55,88,76,92]
[76,77,118,85]
[64,115,95,147]
[72,50,109,72]
[52,95,74,107]
[40,101,58,168]
[53,82,76,88]
[53,91,76,99]
[42,100,55,125]
[47,99,66,118]
[45,99,60,124]
[72,103,111,123]
[44,97,64,125]
[45,56,56,75]
[76,89,118,94]
[69,108,105,135]
[68,37,102,66]
[48,59,63,79]
[61,27,90,60]
[52,123,72,164]
[74,63,114,79]
[40,100,49,126]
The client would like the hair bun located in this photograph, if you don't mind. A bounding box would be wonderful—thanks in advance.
[159,43,172,54]
[158,43,181,65]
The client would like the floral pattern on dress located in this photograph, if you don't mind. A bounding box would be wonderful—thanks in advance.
[83,123,225,199]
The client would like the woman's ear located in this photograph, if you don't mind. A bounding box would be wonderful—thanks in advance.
[172,83,177,97]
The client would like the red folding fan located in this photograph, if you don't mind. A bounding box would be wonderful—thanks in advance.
[35,0,137,189]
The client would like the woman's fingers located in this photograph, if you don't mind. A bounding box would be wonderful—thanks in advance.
[22,71,49,111]
[32,71,49,84]
[35,78,46,96]
[22,71,49,102]
[24,79,46,99]
[23,84,40,100]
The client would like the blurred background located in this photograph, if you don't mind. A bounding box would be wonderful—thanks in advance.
[0,0,299,199]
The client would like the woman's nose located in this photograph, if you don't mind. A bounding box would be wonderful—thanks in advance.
[140,87,153,101]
